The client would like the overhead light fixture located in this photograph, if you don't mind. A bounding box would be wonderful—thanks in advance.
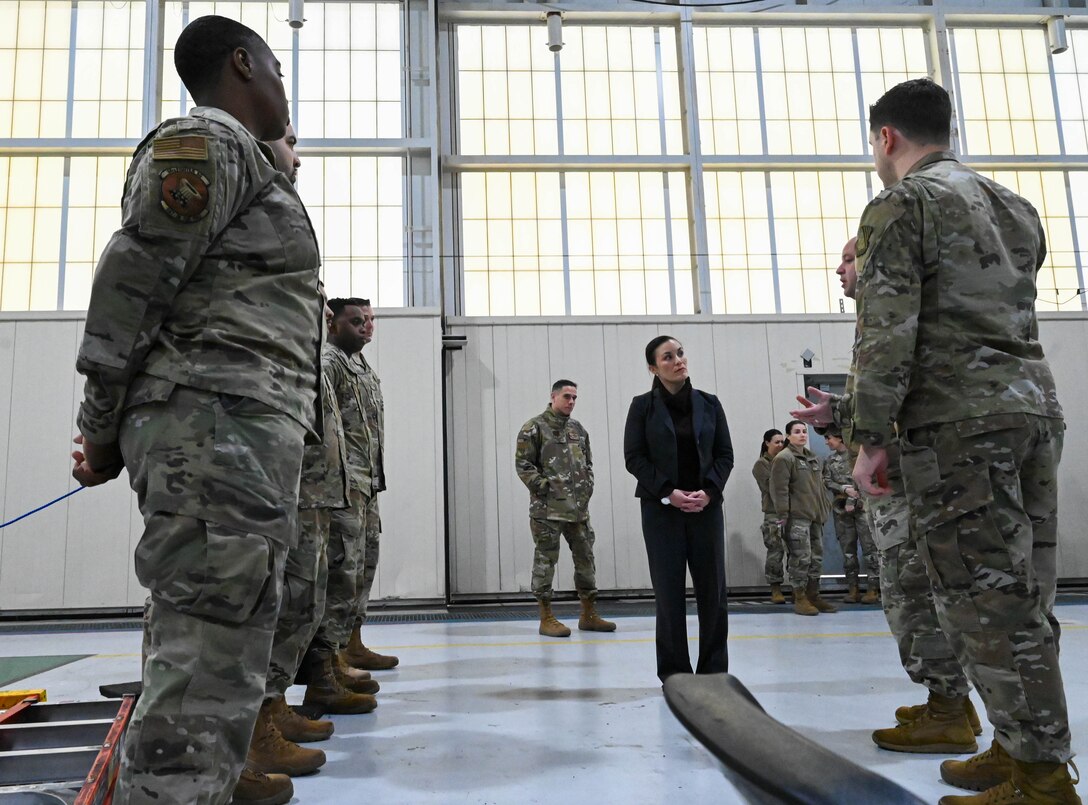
[288,0,305,29]
[546,11,563,53]
[1047,16,1068,55]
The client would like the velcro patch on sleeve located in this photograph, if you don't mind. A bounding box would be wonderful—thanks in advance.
[152,135,209,161]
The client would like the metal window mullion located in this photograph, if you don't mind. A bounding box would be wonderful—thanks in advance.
[850,29,869,156]
[751,28,781,314]
[654,26,677,315]
[554,49,572,316]
[292,28,300,133]
[179,2,189,116]
[58,0,80,310]
[438,23,461,315]
[1049,43,1087,309]
[677,10,710,314]
[142,0,162,132]
[944,24,970,155]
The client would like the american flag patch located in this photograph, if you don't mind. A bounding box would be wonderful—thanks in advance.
[152,135,209,161]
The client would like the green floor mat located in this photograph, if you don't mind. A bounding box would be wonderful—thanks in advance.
[0,655,89,688]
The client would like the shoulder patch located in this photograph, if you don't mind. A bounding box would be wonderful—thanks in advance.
[152,135,209,161]
[159,167,211,223]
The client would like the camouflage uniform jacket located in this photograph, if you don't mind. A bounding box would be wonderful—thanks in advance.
[822,449,862,512]
[322,342,374,493]
[515,407,594,523]
[769,444,830,523]
[298,368,350,511]
[355,352,386,494]
[751,455,775,514]
[77,107,322,445]
[850,151,1063,446]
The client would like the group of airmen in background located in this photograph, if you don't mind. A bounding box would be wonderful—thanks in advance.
[63,9,1080,805]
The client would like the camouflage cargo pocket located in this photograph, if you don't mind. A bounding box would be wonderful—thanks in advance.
[135,516,274,625]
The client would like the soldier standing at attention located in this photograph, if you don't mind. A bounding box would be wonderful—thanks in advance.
[752,429,787,604]
[70,16,321,804]
[849,79,1078,804]
[793,237,982,758]
[299,297,381,714]
[516,380,616,637]
[769,421,835,617]
[342,301,400,671]
[821,427,879,604]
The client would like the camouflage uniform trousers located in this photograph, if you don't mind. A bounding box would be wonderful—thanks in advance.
[265,508,331,697]
[353,494,381,625]
[901,413,1068,762]
[116,383,304,805]
[311,485,368,652]
[831,506,879,587]
[867,482,970,700]
[782,517,824,589]
[760,512,785,585]
[530,517,599,602]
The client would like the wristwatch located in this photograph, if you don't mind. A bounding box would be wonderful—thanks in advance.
[661,496,671,505]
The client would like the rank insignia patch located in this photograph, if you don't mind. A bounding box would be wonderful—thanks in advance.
[159,168,211,222]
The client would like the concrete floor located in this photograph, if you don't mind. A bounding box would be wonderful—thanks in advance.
[2,600,1086,804]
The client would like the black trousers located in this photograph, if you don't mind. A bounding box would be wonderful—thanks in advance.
[640,499,729,681]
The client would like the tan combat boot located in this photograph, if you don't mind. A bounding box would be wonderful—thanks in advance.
[343,624,399,670]
[872,693,978,754]
[938,758,1081,805]
[268,694,333,743]
[941,741,1016,792]
[335,652,381,695]
[898,696,983,736]
[538,601,572,637]
[578,598,617,632]
[769,583,786,605]
[806,579,837,613]
[231,764,293,805]
[301,651,378,715]
[793,587,819,616]
[861,585,881,604]
[843,581,861,603]
[246,699,326,777]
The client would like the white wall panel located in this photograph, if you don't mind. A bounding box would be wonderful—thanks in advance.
[0,310,444,613]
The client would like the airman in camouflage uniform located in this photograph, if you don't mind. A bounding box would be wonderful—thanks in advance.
[769,422,835,616]
[751,429,787,603]
[342,315,400,671]
[71,17,320,805]
[303,299,381,710]
[515,380,616,637]
[850,79,1077,804]
[822,431,879,602]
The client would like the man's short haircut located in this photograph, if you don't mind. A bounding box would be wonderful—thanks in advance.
[327,297,370,319]
[174,15,269,99]
[869,78,951,147]
[551,379,577,393]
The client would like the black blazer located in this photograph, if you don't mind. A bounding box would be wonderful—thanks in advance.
[623,387,734,500]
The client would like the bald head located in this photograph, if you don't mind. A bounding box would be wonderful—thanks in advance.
[837,236,859,299]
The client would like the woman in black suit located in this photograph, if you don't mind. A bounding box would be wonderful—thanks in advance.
[623,335,734,682]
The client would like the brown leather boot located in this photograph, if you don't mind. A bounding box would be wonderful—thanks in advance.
[793,587,818,616]
[806,579,837,613]
[898,696,983,736]
[343,624,399,670]
[301,650,378,715]
[861,585,881,604]
[267,694,333,743]
[578,598,616,632]
[335,652,381,694]
[872,693,978,754]
[246,699,326,777]
[843,581,860,603]
[938,758,1081,804]
[231,764,293,805]
[941,741,1015,792]
[538,601,571,637]
[769,583,786,604]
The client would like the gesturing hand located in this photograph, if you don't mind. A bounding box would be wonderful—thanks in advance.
[71,434,124,487]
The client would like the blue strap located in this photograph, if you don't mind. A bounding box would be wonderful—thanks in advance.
[0,487,86,530]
